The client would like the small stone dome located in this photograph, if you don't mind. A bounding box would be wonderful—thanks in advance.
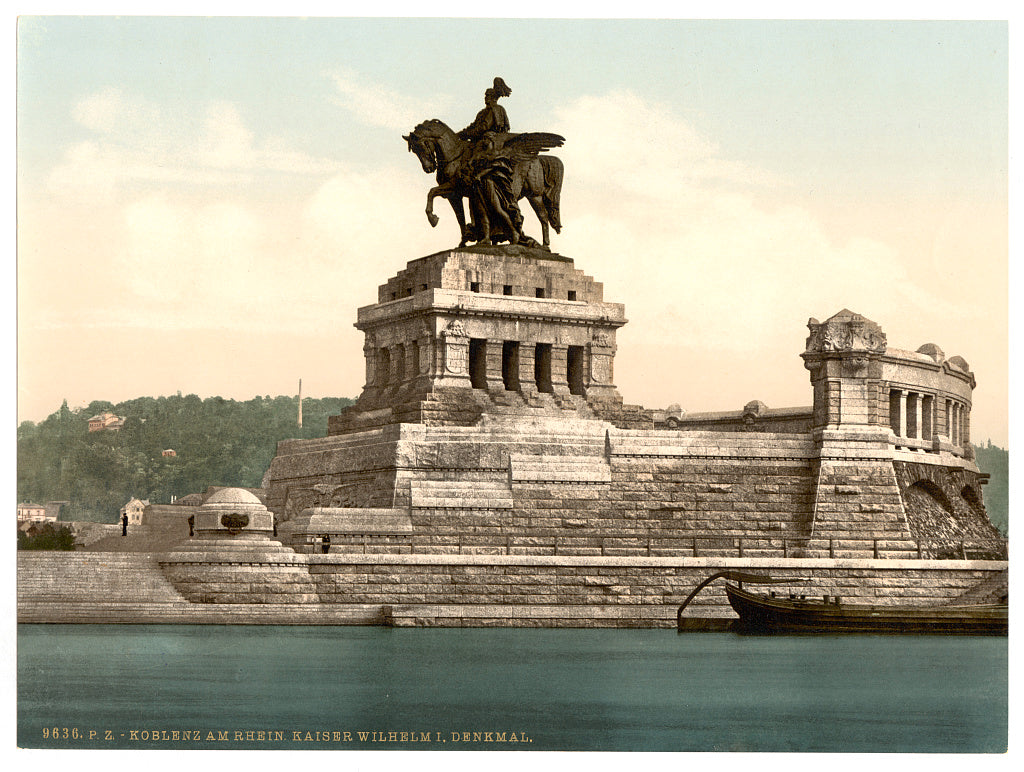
[205,487,262,506]
[196,487,273,536]
[916,343,945,363]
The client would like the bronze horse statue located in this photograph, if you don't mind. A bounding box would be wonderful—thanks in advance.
[404,119,564,249]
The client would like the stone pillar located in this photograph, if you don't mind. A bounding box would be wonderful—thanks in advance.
[549,343,572,396]
[517,343,538,397]
[906,392,919,439]
[390,344,405,385]
[415,334,433,381]
[363,340,377,389]
[921,394,933,441]
[962,406,970,447]
[435,319,472,388]
[484,339,506,392]
[586,330,619,401]
[402,341,419,385]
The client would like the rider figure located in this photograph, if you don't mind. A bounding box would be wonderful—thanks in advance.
[458,78,520,244]
[458,77,512,142]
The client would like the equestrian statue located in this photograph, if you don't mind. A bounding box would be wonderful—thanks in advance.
[404,77,564,250]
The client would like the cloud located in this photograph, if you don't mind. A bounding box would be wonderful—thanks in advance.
[550,90,968,351]
[50,89,341,202]
[327,70,453,131]
[554,90,784,201]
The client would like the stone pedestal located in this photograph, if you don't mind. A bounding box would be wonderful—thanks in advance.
[329,246,639,433]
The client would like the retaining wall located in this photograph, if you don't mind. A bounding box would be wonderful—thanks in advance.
[18,551,1005,629]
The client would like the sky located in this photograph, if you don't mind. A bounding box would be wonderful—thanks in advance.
[15,16,1010,445]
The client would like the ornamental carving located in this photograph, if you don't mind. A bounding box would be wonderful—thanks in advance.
[444,319,468,339]
[805,310,886,355]
[220,513,249,532]
[591,330,611,347]
[591,353,610,384]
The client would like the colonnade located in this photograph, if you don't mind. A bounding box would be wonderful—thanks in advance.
[888,387,968,448]
[372,337,590,397]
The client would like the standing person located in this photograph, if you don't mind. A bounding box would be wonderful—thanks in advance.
[121,513,128,536]
[321,534,331,554]
[187,514,195,538]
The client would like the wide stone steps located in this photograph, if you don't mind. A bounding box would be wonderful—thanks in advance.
[17,553,186,602]
[609,432,815,458]
[18,600,387,625]
[510,454,611,483]
[410,479,514,509]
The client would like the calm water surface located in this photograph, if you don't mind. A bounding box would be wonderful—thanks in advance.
[18,624,1006,752]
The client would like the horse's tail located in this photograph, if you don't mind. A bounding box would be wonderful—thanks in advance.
[541,156,563,232]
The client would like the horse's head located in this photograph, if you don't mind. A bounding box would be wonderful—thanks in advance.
[404,120,459,176]
[404,127,436,174]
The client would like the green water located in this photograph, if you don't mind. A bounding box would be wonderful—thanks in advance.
[18,625,1006,752]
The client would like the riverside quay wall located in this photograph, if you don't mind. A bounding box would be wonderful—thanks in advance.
[17,551,1007,628]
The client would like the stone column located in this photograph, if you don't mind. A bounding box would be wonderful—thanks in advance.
[484,339,506,392]
[517,343,538,397]
[415,334,433,380]
[549,343,572,396]
[586,330,619,401]
[435,319,472,388]
[898,392,908,438]
[363,340,377,390]
[921,394,933,441]
[962,406,970,448]
[390,344,405,385]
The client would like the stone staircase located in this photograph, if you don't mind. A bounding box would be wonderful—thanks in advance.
[607,429,816,459]
[510,453,611,483]
[410,479,514,509]
[18,552,185,603]
[17,551,388,625]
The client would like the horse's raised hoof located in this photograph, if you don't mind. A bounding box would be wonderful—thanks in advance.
[427,213,439,227]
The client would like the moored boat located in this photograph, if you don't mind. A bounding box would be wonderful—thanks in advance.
[724,582,1007,635]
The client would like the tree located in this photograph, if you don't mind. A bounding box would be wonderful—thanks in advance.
[17,523,76,551]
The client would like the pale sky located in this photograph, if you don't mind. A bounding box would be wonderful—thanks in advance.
[15,16,1009,445]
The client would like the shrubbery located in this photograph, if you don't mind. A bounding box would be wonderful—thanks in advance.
[17,523,76,551]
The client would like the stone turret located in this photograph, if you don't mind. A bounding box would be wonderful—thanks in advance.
[799,310,987,558]
[801,309,889,434]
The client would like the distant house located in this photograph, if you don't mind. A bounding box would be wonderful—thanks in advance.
[88,412,125,432]
[162,449,177,457]
[17,503,52,524]
[120,497,150,526]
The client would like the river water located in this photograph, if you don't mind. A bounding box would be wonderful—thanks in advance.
[17,624,1006,752]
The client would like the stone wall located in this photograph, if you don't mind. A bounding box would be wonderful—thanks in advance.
[18,552,1006,629]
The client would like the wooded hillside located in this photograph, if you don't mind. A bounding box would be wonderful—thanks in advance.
[17,394,353,521]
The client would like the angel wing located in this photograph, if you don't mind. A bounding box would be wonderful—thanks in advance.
[498,132,565,164]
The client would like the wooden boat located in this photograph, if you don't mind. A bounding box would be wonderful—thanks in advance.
[675,571,1007,635]
[724,582,1007,635]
